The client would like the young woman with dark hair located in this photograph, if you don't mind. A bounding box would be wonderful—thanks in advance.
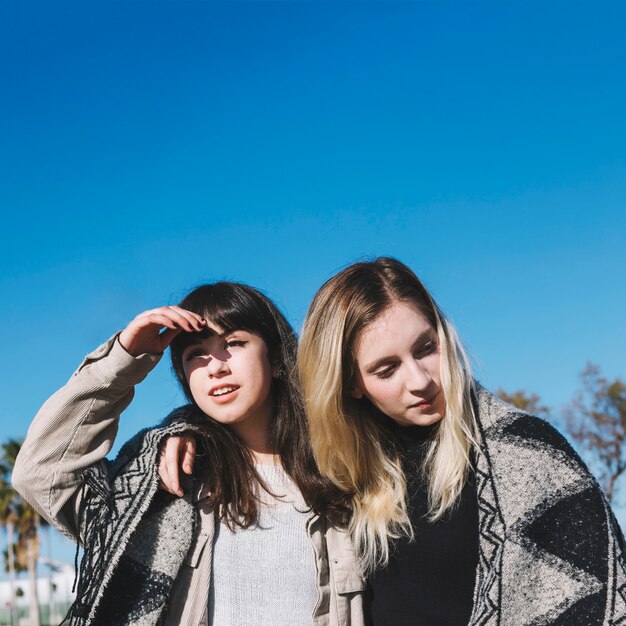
[13,282,362,626]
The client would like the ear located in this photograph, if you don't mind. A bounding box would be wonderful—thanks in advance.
[350,369,365,399]
[350,385,364,399]
[271,361,281,379]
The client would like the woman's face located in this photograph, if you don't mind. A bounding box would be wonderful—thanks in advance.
[351,301,446,427]
[182,323,275,435]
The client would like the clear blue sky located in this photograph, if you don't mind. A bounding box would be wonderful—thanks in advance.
[1,0,625,568]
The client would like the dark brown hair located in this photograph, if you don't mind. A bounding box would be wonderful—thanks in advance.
[170,281,348,529]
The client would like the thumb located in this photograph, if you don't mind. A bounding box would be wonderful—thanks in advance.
[159,326,183,349]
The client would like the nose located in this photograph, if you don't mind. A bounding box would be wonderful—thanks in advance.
[207,355,230,378]
[405,358,432,393]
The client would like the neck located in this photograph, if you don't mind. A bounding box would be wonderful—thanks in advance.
[252,451,281,465]
[230,401,278,461]
[389,418,440,447]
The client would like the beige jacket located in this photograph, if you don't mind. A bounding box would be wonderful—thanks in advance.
[13,336,365,626]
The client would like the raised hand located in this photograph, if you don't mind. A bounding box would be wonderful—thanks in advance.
[119,306,206,357]
[159,435,197,496]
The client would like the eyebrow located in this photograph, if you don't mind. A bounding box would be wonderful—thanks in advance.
[363,330,436,374]
[182,327,245,349]
[181,327,220,349]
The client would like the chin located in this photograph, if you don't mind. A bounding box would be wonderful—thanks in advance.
[407,412,444,427]
[211,413,245,426]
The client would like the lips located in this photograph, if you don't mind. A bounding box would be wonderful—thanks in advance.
[410,390,439,409]
[209,384,240,397]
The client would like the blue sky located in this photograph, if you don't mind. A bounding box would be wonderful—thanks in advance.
[1,1,625,569]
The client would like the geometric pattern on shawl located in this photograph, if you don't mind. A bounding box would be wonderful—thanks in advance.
[469,387,626,626]
[65,405,206,626]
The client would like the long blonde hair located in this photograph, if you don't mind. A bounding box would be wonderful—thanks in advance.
[298,257,478,574]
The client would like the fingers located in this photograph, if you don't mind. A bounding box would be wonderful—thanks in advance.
[181,436,196,475]
[159,437,182,496]
[158,326,183,349]
[132,313,180,331]
[155,307,207,349]
[158,446,176,495]
[135,306,206,333]
[164,436,184,497]
[121,306,208,355]
[158,435,198,497]
[169,306,206,331]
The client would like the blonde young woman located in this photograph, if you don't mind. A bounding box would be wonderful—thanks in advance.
[296,257,626,626]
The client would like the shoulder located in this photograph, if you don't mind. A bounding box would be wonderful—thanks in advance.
[110,404,205,472]
[473,388,614,544]
[474,385,589,476]
[157,403,208,430]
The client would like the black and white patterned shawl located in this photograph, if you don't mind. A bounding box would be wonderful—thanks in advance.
[64,389,626,626]
[469,386,626,625]
[65,405,206,626]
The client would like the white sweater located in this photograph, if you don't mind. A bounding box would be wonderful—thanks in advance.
[208,464,318,626]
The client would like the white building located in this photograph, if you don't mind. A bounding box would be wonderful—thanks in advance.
[0,562,75,626]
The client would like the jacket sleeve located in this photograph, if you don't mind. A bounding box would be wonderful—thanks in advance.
[12,334,162,539]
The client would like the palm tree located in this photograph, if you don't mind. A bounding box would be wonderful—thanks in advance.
[1,439,42,626]
[1,463,19,626]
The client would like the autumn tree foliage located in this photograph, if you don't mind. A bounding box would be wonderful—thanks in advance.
[496,388,550,418]
[498,365,626,503]
[565,364,626,503]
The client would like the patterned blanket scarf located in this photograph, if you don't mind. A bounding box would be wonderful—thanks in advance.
[65,389,626,625]
[469,387,626,625]
[66,406,206,626]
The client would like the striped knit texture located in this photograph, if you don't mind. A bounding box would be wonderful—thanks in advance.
[64,388,626,626]
[469,386,626,625]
